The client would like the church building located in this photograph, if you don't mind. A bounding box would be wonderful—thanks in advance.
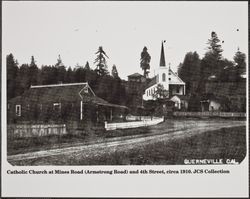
[143,41,186,101]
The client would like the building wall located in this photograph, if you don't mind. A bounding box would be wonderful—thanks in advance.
[157,67,170,90]
[143,84,157,100]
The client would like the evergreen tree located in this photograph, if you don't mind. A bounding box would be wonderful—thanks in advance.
[111,64,119,78]
[55,54,64,67]
[16,64,30,95]
[7,53,19,99]
[177,62,183,75]
[140,46,151,78]
[84,61,90,70]
[201,31,224,80]
[233,49,246,75]
[40,65,54,85]
[178,51,201,94]
[74,67,86,82]
[207,31,223,60]
[94,46,109,76]
[65,67,75,83]
[29,55,39,85]
[217,58,235,82]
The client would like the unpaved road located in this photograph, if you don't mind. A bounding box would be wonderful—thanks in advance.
[8,119,246,165]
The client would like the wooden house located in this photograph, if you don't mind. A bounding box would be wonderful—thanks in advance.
[7,82,128,125]
[170,95,189,110]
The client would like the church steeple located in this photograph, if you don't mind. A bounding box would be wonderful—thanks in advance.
[160,41,166,67]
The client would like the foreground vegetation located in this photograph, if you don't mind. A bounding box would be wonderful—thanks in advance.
[9,125,246,165]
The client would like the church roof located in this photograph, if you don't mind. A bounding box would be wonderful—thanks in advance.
[159,41,166,67]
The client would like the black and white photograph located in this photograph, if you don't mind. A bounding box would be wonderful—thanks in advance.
[1,0,248,197]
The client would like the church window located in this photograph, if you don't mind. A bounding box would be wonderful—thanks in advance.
[162,73,166,82]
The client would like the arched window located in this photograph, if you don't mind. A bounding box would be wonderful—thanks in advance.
[162,73,166,82]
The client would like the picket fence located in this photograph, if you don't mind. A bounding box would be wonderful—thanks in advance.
[105,117,164,131]
[173,111,246,118]
[7,124,67,138]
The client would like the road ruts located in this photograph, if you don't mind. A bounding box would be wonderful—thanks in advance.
[7,120,246,164]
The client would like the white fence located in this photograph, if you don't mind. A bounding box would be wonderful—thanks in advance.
[126,115,160,121]
[7,124,67,138]
[173,112,246,118]
[105,117,164,131]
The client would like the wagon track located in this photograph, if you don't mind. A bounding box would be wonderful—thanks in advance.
[7,120,245,164]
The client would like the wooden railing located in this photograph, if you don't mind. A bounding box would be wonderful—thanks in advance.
[105,117,164,131]
[173,112,246,118]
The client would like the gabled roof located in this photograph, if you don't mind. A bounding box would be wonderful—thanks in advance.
[9,82,128,109]
[171,95,190,101]
[169,69,185,85]
[128,73,144,77]
[145,76,157,89]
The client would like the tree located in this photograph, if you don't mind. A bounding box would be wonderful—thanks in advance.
[84,61,90,70]
[111,64,119,78]
[7,53,19,99]
[65,67,75,83]
[55,54,64,67]
[217,58,235,82]
[29,55,39,86]
[233,49,246,75]
[94,46,109,76]
[207,31,223,61]
[152,84,169,99]
[201,31,224,80]
[16,64,30,96]
[177,62,183,75]
[140,46,151,78]
[178,51,201,94]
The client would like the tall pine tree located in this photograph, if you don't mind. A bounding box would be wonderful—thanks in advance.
[94,46,109,76]
[140,46,151,78]
[200,31,224,81]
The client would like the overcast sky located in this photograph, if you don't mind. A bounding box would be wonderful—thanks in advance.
[3,1,248,80]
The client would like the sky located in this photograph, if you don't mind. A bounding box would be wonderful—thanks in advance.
[2,1,248,80]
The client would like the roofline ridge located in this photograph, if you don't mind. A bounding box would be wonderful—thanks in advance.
[30,82,88,88]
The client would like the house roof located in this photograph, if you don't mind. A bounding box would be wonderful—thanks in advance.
[128,73,144,77]
[171,95,190,101]
[9,82,128,109]
[145,76,157,89]
[169,69,185,85]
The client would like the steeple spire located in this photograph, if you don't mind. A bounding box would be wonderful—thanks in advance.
[160,41,166,67]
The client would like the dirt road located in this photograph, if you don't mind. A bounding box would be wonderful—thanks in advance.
[7,119,246,165]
